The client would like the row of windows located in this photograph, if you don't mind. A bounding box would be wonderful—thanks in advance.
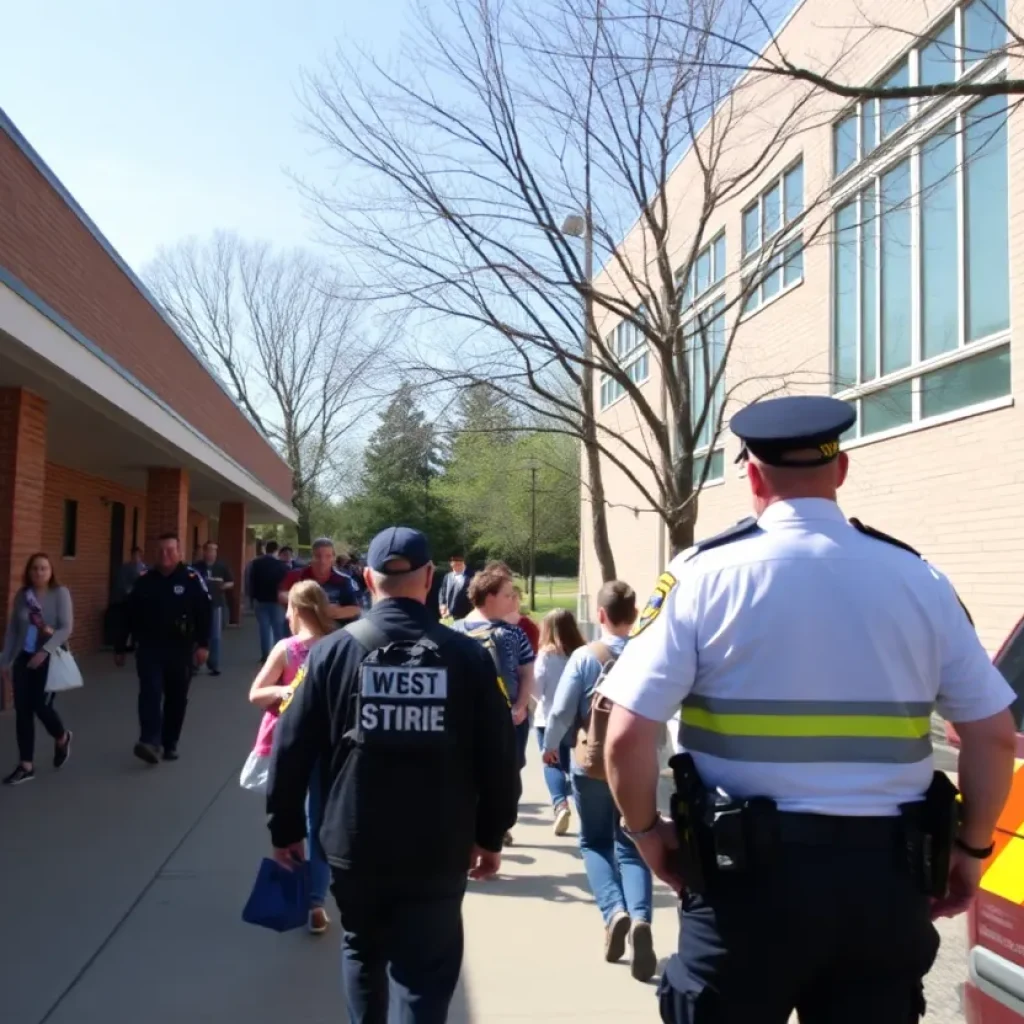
[833,0,1006,178]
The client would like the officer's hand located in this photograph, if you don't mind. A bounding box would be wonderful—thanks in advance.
[272,842,306,871]
[930,849,983,920]
[511,704,528,726]
[194,647,209,667]
[468,845,501,881]
[542,749,561,766]
[114,653,125,668]
[633,817,685,895]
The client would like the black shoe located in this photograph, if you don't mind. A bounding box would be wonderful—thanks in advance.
[208,668,221,677]
[54,730,72,770]
[133,742,160,765]
[163,748,179,762]
[3,765,35,786]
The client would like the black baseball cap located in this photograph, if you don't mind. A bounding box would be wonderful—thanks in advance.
[366,527,432,575]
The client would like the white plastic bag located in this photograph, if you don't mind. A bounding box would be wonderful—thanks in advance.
[45,648,84,693]
[239,750,270,792]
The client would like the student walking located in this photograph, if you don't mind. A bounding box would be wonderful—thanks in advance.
[245,580,335,934]
[533,609,586,835]
[1,553,74,786]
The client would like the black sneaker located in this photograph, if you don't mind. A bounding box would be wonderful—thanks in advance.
[162,748,179,762]
[208,669,221,677]
[3,765,35,786]
[133,742,160,765]
[54,731,72,770]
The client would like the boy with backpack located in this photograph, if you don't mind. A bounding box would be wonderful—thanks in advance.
[541,581,657,983]
[450,563,535,844]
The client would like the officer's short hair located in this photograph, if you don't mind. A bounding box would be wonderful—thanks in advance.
[312,537,335,553]
[598,581,637,627]
[468,566,514,609]
[157,532,179,543]
[265,540,279,555]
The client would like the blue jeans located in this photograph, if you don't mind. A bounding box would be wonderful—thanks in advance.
[207,606,223,671]
[333,871,466,1023]
[254,602,286,661]
[535,726,571,808]
[306,764,332,908]
[572,773,653,926]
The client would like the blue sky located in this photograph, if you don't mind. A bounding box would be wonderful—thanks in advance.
[1,0,408,272]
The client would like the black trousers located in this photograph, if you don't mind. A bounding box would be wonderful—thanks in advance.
[13,651,66,763]
[333,870,467,1024]
[659,831,940,1023]
[136,647,193,751]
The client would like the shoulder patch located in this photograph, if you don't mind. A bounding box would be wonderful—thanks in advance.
[683,516,760,561]
[849,518,921,557]
[630,572,678,638]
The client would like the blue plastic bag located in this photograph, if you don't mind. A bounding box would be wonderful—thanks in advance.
[242,857,311,933]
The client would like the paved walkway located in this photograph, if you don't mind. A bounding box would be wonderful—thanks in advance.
[0,618,968,1022]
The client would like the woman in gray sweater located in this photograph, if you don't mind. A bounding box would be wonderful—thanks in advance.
[1,553,74,785]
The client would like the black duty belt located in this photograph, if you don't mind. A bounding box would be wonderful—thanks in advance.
[775,812,904,848]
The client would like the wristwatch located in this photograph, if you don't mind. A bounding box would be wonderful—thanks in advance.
[955,837,995,859]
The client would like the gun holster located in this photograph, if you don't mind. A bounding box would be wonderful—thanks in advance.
[899,771,960,899]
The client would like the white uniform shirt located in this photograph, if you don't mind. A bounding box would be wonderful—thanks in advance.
[600,498,1016,816]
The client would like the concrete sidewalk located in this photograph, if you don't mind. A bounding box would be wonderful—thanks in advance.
[0,619,674,1023]
[0,618,967,1022]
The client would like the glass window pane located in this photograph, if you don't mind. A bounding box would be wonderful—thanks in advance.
[861,101,879,157]
[861,381,913,436]
[693,449,725,485]
[880,159,912,375]
[965,95,1010,341]
[696,248,711,294]
[784,163,803,222]
[921,123,959,358]
[713,234,726,282]
[964,0,1006,67]
[762,263,781,301]
[742,205,760,255]
[763,184,781,238]
[921,345,1010,418]
[834,113,858,175]
[834,202,858,391]
[783,240,803,287]
[880,61,909,138]
[920,21,956,87]
[861,189,878,382]
[742,278,758,315]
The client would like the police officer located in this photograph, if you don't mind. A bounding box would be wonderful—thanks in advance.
[115,532,212,764]
[267,526,520,1023]
[596,396,1019,1023]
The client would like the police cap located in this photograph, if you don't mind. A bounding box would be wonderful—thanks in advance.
[730,395,856,467]
[367,526,433,575]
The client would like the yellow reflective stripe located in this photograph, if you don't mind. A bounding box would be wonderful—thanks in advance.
[680,706,932,740]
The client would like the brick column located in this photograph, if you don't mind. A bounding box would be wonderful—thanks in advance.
[144,468,189,564]
[0,389,47,710]
[218,501,246,625]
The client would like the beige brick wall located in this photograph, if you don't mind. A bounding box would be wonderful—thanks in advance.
[582,0,1024,654]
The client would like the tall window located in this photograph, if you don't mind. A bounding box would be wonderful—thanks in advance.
[679,232,726,310]
[832,0,1006,179]
[62,500,79,559]
[832,93,1010,440]
[599,307,650,410]
[684,297,727,484]
[741,160,805,314]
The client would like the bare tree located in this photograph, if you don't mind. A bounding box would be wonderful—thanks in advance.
[299,0,830,562]
[146,232,380,544]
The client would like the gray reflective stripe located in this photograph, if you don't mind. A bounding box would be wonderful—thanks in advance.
[680,728,933,764]
[683,696,935,717]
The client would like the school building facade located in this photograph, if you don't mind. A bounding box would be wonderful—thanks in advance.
[581,0,1023,655]
[0,107,295,705]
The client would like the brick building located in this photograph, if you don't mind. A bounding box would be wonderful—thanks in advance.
[581,0,1021,654]
[0,108,295,704]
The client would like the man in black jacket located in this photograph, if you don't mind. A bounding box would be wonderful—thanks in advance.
[115,533,211,764]
[268,526,519,1023]
[248,540,289,661]
[439,554,474,621]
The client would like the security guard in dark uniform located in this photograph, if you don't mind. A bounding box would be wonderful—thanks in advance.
[267,526,520,1024]
[116,532,212,764]
[596,396,1018,1023]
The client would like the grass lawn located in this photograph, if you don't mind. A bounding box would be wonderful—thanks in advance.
[515,576,579,621]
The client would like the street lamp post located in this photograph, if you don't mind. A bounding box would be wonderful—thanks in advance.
[562,211,595,633]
